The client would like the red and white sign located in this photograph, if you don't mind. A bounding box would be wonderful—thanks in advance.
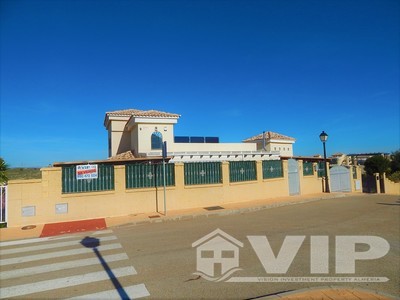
[76,164,98,180]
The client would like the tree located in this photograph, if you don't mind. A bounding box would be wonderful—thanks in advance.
[0,158,8,184]
[364,155,391,176]
[390,150,400,173]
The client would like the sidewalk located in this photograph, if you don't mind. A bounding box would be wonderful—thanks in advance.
[0,192,350,242]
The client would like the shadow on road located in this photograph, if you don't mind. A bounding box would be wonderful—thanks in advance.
[81,236,129,299]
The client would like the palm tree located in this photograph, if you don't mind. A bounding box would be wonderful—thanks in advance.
[0,158,8,184]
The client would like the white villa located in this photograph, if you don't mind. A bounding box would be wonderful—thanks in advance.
[104,109,295,162]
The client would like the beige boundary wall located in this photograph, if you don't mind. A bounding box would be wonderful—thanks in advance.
[382,174,400,195]
[7,160,356,227]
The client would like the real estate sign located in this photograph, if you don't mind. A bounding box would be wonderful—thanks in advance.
[76,164,98,180]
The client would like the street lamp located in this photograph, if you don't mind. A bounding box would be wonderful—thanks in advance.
[319,131,330,193]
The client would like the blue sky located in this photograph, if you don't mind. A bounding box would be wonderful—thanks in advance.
[1,0,399,167]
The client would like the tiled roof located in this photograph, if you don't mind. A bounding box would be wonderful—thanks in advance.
[243,131,296,142]
[106,109,180,118]
[108,150,136,160]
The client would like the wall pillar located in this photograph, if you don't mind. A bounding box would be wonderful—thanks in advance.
[222,162,230,186]
[174,162,185,189]
[297,159,303,195]
[374,173,381,193]
[256,161,263,183]
[114,165,125,194]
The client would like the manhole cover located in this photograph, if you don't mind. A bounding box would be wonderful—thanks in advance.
[204,206,224,211]
[21,225,37,230]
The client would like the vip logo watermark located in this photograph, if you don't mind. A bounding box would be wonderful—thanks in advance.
[192,229,390,283]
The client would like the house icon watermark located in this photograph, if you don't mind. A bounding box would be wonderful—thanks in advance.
[193,229,390,283]
[192,228,243,282]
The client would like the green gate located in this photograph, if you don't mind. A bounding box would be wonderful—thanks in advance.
[126,163,175,189]
[62,164,114,194]
[229,161,257,182]
[184,162,222,185]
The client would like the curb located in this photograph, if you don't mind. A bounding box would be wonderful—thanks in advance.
[112,193,348,228]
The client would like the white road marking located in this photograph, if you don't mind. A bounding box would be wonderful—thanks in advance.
[0,253,129,280]
[0,229,113,247]
[0,230,151,299]
[67,283,150,299]
[0,235,117,255]
[0,243,122,266]
[0,266,137,298]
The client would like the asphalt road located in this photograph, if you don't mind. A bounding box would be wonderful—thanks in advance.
[113,194,400,299]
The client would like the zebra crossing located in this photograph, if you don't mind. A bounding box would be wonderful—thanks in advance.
[0,229,150,299]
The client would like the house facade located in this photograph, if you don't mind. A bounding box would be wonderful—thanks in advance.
[104,109,293,162]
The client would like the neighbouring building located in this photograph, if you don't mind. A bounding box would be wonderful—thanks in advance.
[330,153,351,166]
[347,153,391,165]
[242,131,296,157]
[104,109,295,162]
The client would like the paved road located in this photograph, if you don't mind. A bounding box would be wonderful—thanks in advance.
[0,194,398,299]
[113,194,399,299]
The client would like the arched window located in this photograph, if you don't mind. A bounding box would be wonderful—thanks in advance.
[151,131,163,150]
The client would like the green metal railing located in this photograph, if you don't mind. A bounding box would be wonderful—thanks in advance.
[229,161,257,182]
[317,162,325,178]
[62,164,114,194]
[126,163,175,189]
[303,162,314,176]
[262,160,283,179]
[184,162,222,185]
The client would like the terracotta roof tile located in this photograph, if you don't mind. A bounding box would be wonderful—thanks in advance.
[106,109,180,118]
[108,150,136,160]
[243,131,296,142]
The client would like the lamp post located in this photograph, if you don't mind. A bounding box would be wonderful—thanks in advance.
[319,131,330,193]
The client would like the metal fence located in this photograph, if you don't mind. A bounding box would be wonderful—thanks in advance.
[303,162,314,176]
[317,162,325,178]
[62,164,115,194]
[0,185,7,225]
[229,161,257,182]
[262,160,283,179]
[126,163,175,189]
[184,162,222,185]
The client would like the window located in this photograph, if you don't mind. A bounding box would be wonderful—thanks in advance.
[151,131,163,150]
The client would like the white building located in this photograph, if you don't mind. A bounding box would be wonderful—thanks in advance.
[104,109,293,162]
[242,131,296,157]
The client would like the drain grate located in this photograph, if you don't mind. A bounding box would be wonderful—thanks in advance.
[203,206,224,211]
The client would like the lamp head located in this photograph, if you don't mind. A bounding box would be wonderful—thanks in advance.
[319,131,328,142]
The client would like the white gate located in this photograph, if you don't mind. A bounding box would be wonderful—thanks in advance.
[330,166,351,192]
[0,185,7,224]
[288,159,300,195]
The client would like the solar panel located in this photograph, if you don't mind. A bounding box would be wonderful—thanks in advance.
[190,136,205,143]
[205,137,219,143]
[174,136,190,143]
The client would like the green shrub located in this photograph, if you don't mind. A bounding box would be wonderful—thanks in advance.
[387,171,400,183]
